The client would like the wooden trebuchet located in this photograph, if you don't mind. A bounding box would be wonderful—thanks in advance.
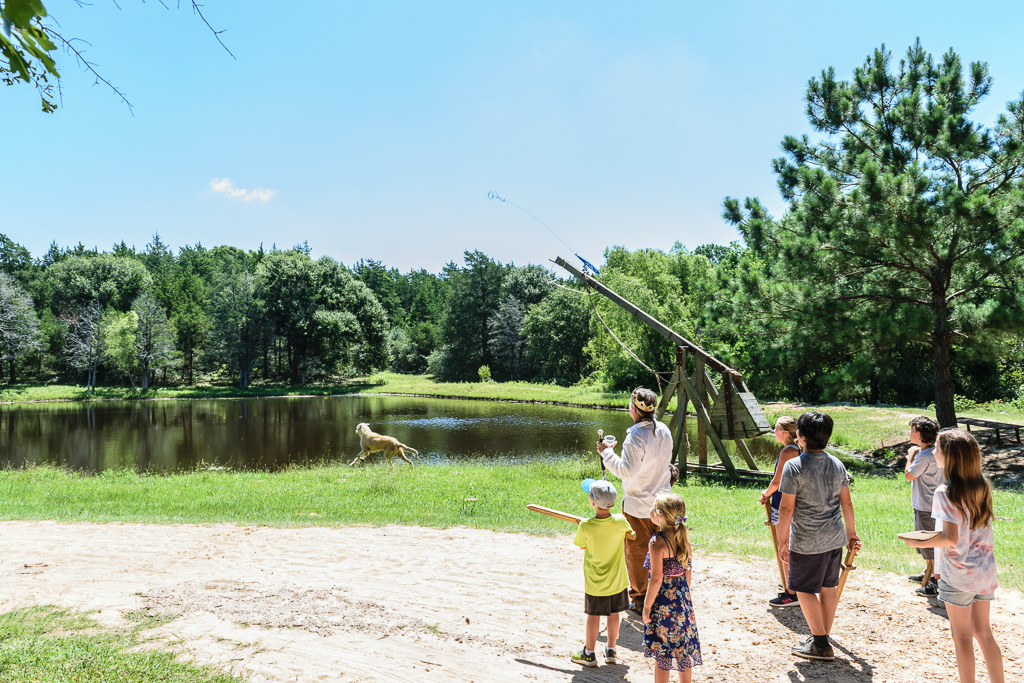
[527,504,583,524]
[554,255,772,481]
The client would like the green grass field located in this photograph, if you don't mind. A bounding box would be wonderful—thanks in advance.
[0,372,629,408]
[2,462,1021,591]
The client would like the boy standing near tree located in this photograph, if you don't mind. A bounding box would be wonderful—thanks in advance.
[904,415,943,596]
[777,412,861,662]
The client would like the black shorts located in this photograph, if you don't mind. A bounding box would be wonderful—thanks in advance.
[788,547,843,594]
[584,589,630,616]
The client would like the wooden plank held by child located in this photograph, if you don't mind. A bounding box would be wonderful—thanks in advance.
[527,504,583,524]
[765,501,787,589]
[836,539,861,601]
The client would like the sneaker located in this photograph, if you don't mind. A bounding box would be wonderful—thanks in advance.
[916,579,939,597]
[571,648,597,667]
[769,591,800,608]
[792,638,835,661]
[908,572,925,583]
[604,647,618,664]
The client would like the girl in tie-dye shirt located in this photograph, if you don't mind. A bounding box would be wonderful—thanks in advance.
[899,429,1004,683]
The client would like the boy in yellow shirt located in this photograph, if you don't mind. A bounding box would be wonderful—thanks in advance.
[571,478,636,667]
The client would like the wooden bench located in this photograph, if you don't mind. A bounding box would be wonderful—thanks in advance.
[956,417,1023,445]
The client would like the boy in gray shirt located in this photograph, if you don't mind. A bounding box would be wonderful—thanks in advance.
[778,412,861,662]
[904,415,942,595]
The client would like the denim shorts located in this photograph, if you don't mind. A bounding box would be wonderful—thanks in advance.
[938,578,995,608]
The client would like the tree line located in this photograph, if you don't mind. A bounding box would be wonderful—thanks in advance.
[3,41,1024,426]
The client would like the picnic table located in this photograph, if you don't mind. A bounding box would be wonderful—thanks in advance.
[956,417,1023,444]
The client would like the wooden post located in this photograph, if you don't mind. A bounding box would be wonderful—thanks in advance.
[723,374,736,440]
[695,358,708,466]
[679,373,737,477]
[657,371,679,425]
[672,347,688,480]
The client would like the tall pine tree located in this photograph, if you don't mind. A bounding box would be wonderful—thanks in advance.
[723,40,1024,425]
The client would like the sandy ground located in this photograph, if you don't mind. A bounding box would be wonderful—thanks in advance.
[2,522,1022,682]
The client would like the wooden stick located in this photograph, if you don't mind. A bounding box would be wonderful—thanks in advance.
[765,502,787,590]
[527,504,583,525]
[836,540,860,601]
[921,558,934,587]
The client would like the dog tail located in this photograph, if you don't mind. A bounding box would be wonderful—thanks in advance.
[401,444,419,456]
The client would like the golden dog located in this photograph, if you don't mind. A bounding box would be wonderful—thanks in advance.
[350,422,418,467]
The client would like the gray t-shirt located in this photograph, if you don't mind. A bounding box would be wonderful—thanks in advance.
[907,446,943,512]
[779,451,850,555]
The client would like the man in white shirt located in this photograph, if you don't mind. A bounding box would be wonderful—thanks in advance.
[597,388,673,611]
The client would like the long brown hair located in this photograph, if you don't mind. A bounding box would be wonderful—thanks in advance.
[652,491,690,566]
[937,429,994,531]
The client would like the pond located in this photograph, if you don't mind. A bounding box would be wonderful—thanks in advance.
[0,395,780,473]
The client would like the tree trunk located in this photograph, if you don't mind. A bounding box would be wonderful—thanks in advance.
[262,339,269,379]
[932,337,957,428]
[8,358,15,384]
[930,281,958,428]
[141,362,150,391]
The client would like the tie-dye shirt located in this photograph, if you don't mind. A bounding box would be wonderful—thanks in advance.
[931,485,998,595]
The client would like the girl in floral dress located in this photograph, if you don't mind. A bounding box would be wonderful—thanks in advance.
[642,491,702,683]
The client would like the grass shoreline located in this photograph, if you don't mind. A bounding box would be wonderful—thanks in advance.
[3,462,1022,591]
[0,372,632,409]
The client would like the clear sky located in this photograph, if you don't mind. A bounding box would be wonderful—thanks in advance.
[3,1,1024,273]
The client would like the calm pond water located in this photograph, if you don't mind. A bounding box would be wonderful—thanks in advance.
[0,395,778,473]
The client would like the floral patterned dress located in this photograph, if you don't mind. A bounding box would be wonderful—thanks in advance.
[643,532,702,671]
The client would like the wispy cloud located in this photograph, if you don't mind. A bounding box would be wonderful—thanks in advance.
[210,178,278,202]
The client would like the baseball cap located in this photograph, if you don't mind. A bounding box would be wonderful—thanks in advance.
[581,478,617,509]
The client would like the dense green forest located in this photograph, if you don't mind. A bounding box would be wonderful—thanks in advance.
[3,42,1024,423]
[1,231,1022,416]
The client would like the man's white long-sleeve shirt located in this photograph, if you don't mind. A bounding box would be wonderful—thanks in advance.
[600,420,673,518]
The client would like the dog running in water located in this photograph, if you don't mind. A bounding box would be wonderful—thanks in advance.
[349,422,419,467]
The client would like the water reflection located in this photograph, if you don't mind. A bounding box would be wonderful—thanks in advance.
[0,396,779,473]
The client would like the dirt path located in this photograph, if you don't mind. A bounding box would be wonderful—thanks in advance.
[2,522,1021,682]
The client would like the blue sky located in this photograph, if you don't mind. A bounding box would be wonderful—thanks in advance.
[3,1,1024,273]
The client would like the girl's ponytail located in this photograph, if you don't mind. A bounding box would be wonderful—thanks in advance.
[673,515,691,568]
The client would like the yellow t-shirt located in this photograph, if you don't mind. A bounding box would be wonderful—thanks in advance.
[573,514,633,596]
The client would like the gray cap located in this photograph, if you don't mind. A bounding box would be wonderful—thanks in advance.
[581,478,617,509]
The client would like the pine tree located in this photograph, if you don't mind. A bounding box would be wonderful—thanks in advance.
[723,40,1024,426]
